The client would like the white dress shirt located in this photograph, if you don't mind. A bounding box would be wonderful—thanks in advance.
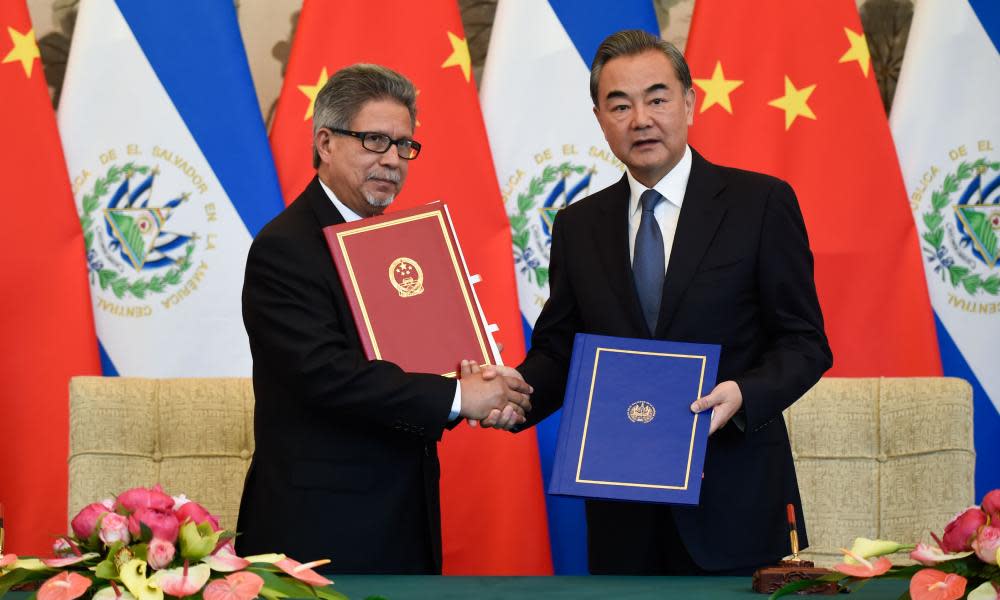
[319,179,463,420]
[626,145,693,272]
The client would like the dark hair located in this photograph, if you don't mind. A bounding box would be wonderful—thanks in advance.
[589,29,692,105]
[312,64,417,168]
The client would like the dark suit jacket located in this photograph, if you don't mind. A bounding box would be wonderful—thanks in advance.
[235,177,456,574]
[518,149,832,572]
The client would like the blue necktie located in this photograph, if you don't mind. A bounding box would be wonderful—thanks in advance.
[634,189,665,334]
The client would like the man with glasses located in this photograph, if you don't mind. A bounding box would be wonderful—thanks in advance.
[236,63,532,574]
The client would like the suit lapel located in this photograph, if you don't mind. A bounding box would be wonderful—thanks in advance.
[655,150,728,336]
[303,176,347,228]
[593,175,649,337]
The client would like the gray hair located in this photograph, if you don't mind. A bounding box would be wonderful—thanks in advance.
[589,30,692,106]
[312,64,417,168]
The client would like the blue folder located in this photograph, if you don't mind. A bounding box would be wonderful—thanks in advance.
[548,333,720,505]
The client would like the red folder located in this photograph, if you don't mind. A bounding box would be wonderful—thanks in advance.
[323,203,501,377]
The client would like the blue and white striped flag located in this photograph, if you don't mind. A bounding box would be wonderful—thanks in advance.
[480,0,660,574]
[890,0,1000,498]
[58,0,284,376]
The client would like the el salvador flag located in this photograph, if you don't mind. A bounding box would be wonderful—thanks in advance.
[58,0,284,377]
[890,0,1000,498]
[480,0,659,574]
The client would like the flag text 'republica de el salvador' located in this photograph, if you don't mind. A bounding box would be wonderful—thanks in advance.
[58,0,284,377]
[480,0,660,575]
[890,0,1000,497]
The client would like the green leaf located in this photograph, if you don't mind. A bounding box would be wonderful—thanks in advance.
[83,195,100,214]
[98,269,118,289]
[957,161,973,180]
[509,214,528,233]
[949,265,970,287]
[0,568,50,596]
[931,191,949,211]
[943,174,959,194]
[512,231,530,252]
[962,274,982,294]
[94,557,120,581]
[923,212,943,231]
[923,229,944,249]
[982,276,1000,295]
[516,193,534,214]
[111,278,128,299]
[535,267,549,287]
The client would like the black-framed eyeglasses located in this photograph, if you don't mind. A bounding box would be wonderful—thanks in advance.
[327,128,421,160]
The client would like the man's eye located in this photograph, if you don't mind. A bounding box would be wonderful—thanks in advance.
[611,104,629,112]
[651,98,666,105]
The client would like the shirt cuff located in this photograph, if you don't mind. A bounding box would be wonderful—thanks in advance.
[448,380,462,420]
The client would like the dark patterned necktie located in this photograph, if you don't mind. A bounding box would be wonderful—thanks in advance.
[633,189,665,334]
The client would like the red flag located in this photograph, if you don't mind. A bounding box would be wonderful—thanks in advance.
[0,1,100,554]
[685,0,941,376]
[268,0,552,574]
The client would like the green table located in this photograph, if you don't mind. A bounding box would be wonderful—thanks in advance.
[328,576,908,599]
[4,576,909,599]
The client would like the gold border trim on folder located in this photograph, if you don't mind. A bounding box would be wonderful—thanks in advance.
[336,211,490,376]
[574,347,708,490]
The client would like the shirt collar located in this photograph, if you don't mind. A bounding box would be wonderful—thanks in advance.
[627,145,692,217]
[318,177,363,223]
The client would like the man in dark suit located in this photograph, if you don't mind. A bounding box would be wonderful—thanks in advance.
[483,30,832,575]
[235,64,531,574]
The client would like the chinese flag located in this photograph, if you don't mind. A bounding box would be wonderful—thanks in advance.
[0,1,100,554]
[685,1,941,376]
[268,0,552,574]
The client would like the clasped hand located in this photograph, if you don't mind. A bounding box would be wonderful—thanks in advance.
[457,360,532,431]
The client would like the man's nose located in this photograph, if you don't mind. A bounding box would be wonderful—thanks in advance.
[631,104,652,128]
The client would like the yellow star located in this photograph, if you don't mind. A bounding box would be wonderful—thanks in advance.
[298,67,329,121]
[2,26,40,78]
[441,31,471,83]
[692,61,743,114]
[767,76,817,131]
[839,27,870,77]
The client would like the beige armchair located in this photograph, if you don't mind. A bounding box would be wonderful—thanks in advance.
[787,377,975,566]
[68,376,975,567]
[68,377,254,531]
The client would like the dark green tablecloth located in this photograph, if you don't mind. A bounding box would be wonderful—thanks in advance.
[328,575,908,599]
[4,576,908,599]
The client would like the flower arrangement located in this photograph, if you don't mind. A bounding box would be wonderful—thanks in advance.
[0,486,346,600]
[772,489,1000,600]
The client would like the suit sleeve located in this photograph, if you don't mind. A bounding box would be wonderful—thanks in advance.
[516,212,583,428]
[242,230,456,440]
[735,180,833,432]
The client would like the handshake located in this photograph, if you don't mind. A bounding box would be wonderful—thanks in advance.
[457,360,532,431]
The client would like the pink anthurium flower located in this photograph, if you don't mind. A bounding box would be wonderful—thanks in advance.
[202,572,265,600]
[202,548,250,573]
[149,562,210,598]
[274,557,333,586]
[0,554,17,569]
[37,571,92,600]
[832,547,892,578]
[116,486,175,514]
[42,552,101,568]
[910,542,973,566]
[909,569,966,600]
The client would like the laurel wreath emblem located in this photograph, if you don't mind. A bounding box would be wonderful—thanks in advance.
[79,162,197,300]
[508,161,588,288]
[920,158,1000,296]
